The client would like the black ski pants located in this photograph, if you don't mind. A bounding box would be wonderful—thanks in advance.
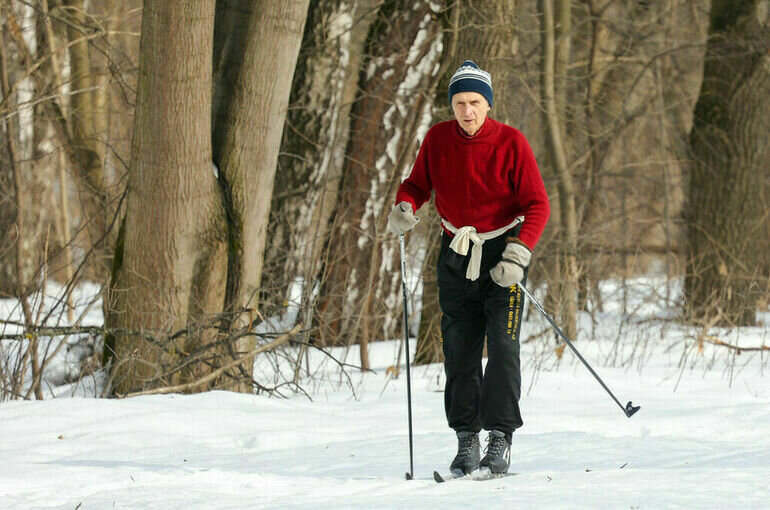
[437,227,527,438]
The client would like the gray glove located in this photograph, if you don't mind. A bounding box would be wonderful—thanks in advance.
[387,202,419,235]
[490,239,531,287]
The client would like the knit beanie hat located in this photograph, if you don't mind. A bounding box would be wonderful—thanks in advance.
[448,60,493,107]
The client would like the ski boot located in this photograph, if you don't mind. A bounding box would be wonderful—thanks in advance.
[479,430,511,474]
[449,431,480,476]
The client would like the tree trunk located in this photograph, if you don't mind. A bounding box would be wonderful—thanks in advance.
[210,0,309,391]
[541,0,578,342]
[318,0,444,369]
[685,0,769,325]
[107,0,223,395]
[265,0,379,375]
[0,12,33,328]
[456,0,517,124]
[62,0,109,277]
[107,0,310,394]
[212,0,309,316]
[578,0,610,311]
[413,207,443,365]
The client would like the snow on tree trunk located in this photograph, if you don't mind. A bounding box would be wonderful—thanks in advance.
[265,0,376,341]
[317,1,443,369]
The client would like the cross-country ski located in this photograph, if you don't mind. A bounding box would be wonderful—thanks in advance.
[433,469,519,483]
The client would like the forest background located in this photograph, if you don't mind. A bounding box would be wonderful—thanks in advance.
[0,0,768,400]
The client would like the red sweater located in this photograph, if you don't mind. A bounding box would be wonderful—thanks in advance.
[395,118,550,250]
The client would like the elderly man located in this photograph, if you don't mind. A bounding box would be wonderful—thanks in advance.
[388,60,550,476]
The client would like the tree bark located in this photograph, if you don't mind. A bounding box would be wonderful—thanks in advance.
[107,0,223,395]
[265,0,379,376]
[318,0,443,369]
[210,0,309,391]
[541,0,578,341]
[685,0,769,325]
[62,0,109,277]
[212,0,309,315]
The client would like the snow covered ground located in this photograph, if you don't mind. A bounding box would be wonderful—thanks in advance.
[1,278,769,509]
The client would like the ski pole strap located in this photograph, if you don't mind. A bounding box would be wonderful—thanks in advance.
[441,215,524,281]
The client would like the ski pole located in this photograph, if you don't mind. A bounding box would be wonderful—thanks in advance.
[399,234,415,480]
[518,283,641,418]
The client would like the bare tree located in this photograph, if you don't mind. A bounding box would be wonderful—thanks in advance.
[61,0,109,268]
[0,0,141,400]
[316,0,444,369]
[4,0,766,400]
[106,0,222,394]
[575,1,707,309]
[265,0,380,377]
[685,0,769,325]
[106,0,310,394]
[213,0,310,315]
[540,0,578,341]
[209,0,310,390]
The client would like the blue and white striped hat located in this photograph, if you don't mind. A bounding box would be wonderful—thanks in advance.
[448,60,493,107]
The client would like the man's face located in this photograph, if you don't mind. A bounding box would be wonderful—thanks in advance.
[451,91,490,136]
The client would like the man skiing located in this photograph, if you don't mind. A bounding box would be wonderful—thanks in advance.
[387,60,550,476]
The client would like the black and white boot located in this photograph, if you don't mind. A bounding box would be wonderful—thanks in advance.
[449,431,480,476]
[479,430,511,474]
